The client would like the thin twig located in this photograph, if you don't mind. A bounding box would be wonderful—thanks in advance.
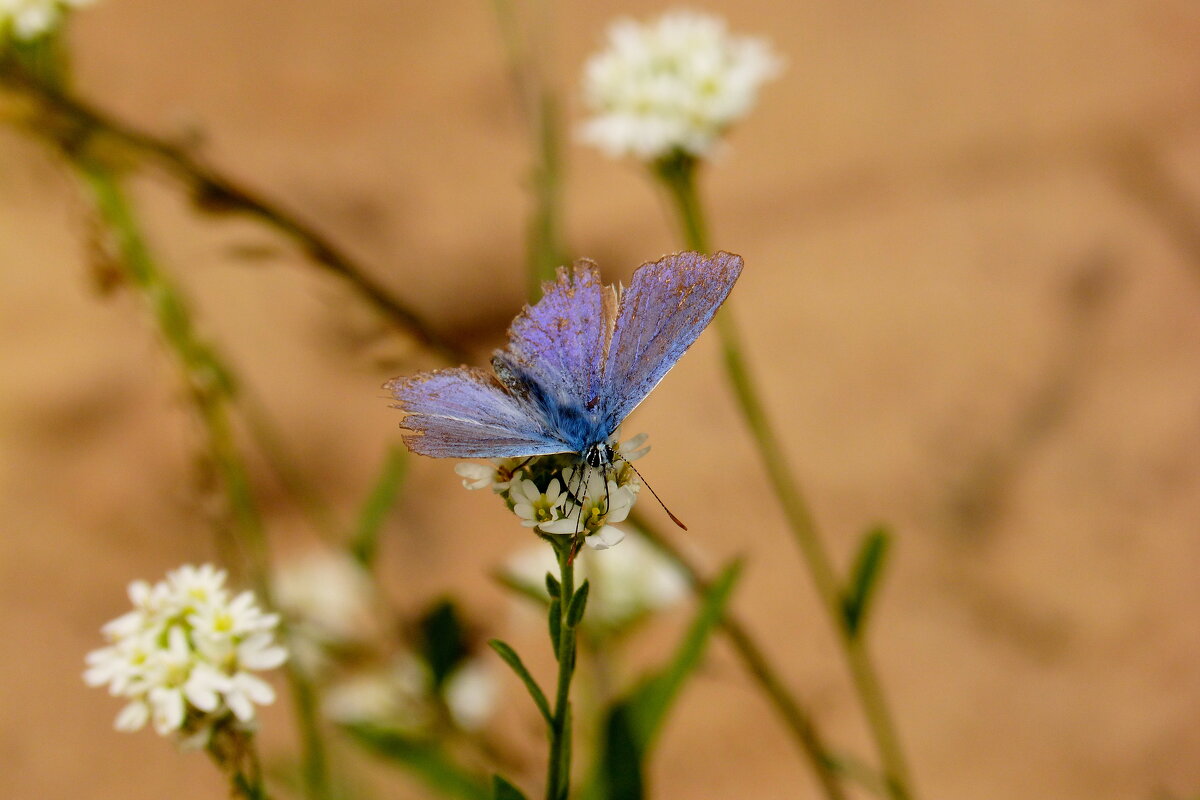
[630,510,849,800]
[0,60,467,363]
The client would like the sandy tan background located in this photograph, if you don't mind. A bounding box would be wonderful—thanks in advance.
[3,1,1200,798]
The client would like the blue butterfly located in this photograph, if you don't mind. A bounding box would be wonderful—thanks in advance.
[386,250,743,509]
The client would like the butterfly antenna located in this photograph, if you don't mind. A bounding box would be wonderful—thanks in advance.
[569,463,588,538]
[602,472,611,517]
[625,461,688,531]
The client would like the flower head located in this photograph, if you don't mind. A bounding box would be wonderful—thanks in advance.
[455,431,647,550]
[1,0,94,42]
[580,10,782,161]
[84,564,287,740]
[539,471,633,551]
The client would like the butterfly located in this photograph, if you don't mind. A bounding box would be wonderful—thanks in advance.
[386,250,743,525]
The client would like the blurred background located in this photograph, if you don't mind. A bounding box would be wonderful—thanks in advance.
[3,1,1200,799]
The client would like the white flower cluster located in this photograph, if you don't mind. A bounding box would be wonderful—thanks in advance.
[457,433,650,550]
[580,10,782,161]
[506,532,688,632]
[84,564,288,738]
[0,0,94,41]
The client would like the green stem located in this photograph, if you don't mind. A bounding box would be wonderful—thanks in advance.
[654,154,916,800]
[545,539,578,800]
[72,157,336,800]
[207,721,271,800]
[527,88,568,298]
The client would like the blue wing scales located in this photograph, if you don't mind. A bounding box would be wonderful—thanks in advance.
[386,368,571,458]
[601,251,743,429]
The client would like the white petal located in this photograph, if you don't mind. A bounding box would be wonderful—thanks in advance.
[586,525,626,550]
[114,701,150,732]
[239,643,288,671]
[233,673,276,705]
[226,691,255,722]
[538,518,580,535]
[151,688,186,735]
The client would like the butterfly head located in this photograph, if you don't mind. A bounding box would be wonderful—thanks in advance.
[583,442,615,470]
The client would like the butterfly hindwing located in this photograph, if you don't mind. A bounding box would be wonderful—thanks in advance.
[387,367,571,458]
[601,251,743,429]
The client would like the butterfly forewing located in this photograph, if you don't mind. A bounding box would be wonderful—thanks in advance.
[491,261,617,451]
[601,251,743,430]
[387,367,571,458]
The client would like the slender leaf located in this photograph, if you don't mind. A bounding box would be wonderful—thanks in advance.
[589,560,743,800]
[545,571,561,599]
[488,638,552,724]
[566,579,590,627]
[349,446,407,568]
[548,598,562,655]
[346,724,490,800]
[842,526,892,638]
[492,775,530,800]
[420,599,468,689]
[492,570,552,607]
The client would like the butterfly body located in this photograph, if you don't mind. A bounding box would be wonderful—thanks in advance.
[387,251,743,466]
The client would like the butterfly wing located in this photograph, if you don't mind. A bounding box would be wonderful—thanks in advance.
[600,251,743,429]
[490,260,617,451]
[387,367,572,458]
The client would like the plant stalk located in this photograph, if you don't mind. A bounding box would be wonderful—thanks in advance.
[654,153,916,800]
[630,510,848,799]
[545,539,578,800]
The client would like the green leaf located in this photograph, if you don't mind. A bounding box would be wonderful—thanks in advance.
[492,775,530,800]
[492,569,552,607]
[566,579,590,627]
[548,598,562,656]
[842,526,892,638]
[346,724,490,800]
[349,446,407,568]
[419,599,469,689]
[589,560,742,800]
[545,571,561,599]
[488,639,552,724]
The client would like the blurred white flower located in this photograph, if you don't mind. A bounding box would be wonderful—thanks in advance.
[455,462,496,490]
[455,458,521,492]
[580,9,782,161]
[1,0,94,41]
[505,532,688,630]
[273,551,374,647]
[443,659,497,731]
[322,655,431,729]
[322,653,496,733]
[84,564,287,738]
